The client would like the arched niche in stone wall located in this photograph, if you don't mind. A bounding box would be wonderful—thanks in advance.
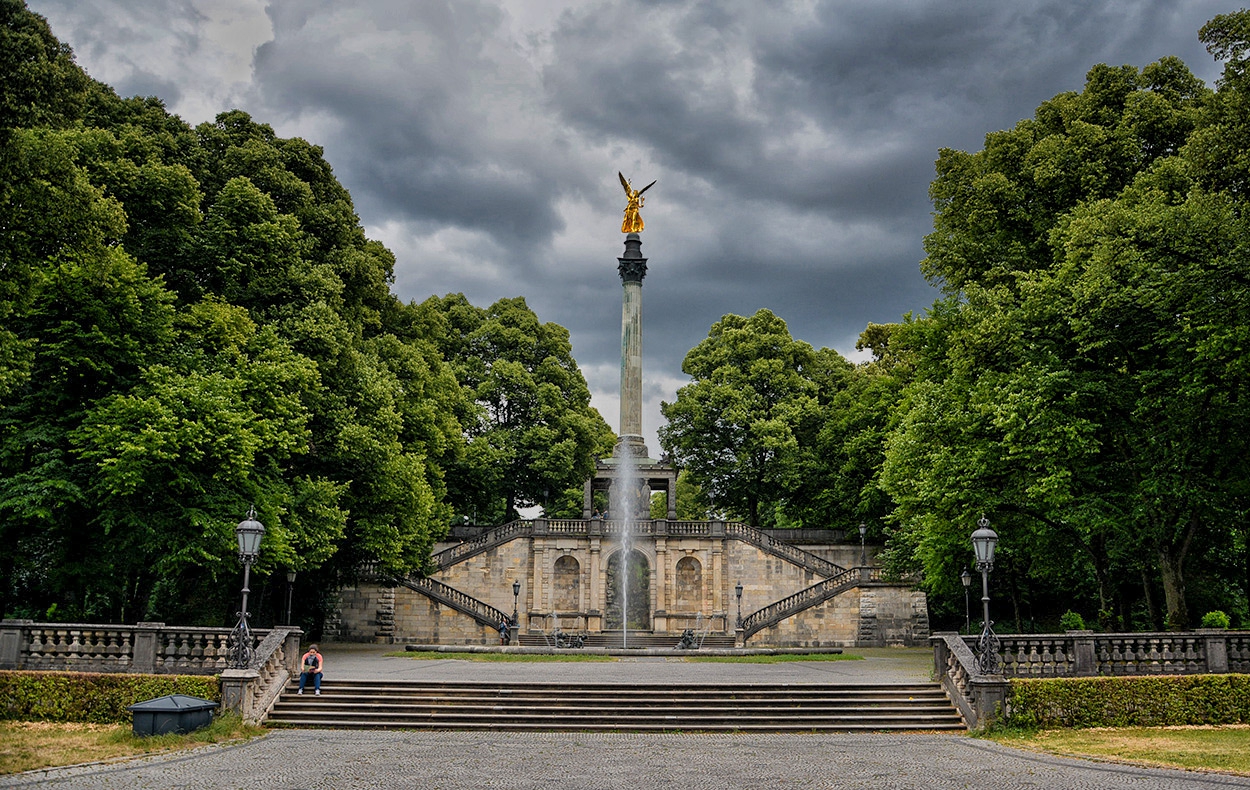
[604,548,651,631]
[675,555,702,612]
[553,554,581,612]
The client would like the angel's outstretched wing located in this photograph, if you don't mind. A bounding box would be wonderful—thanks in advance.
[619,172,633,196]
[637,179,657,196]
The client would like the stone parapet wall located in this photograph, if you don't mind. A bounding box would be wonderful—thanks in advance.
[332,582,395,643]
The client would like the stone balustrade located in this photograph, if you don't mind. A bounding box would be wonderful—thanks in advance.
[932,628,1246,729]
[0,620,289,674]
[2,619,303,723]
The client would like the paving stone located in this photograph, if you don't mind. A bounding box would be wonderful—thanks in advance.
[7,730,1250,789]
[6,645,1249,789]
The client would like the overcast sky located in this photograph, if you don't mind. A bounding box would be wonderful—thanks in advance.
[28,0,1230,455]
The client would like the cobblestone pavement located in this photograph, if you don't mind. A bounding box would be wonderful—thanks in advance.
[7,647,1249,789]
[7,730,1250,790]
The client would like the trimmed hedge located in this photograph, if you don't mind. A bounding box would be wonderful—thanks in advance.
[0,671,221,724]
[1008,674,1250,729]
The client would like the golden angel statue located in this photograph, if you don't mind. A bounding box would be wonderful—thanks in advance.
[619,172,656,233]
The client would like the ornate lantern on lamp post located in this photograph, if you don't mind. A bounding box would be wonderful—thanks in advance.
[229,507,265,669]
[960,567,972,635]
[858,523,867,567]
[971,516,1000,674]
[285,570,297,626]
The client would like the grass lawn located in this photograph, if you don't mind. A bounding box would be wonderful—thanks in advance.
[683,653,863,663]
[990,725,1250,775]
[0,714,266,776]
[385,650,614,661]
[385,650,863,663]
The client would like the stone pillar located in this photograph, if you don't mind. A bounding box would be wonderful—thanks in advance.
[220,668,259,717]
[0,620,31,670]
[653,533,668,632]
[1199,629,1229,673]
[617,233,648,453]
[284,630,304,675]
[667,475,677,519]
[1068,630,1097,676]
[132,622,165,674]
[588,533,603,631]
[969,676,1010,728]
[582,478,594,519]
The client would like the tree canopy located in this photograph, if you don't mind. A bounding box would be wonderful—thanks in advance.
[0,1,607,628]
[661,15,1250,632]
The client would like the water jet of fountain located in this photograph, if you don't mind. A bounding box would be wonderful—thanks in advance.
[612,444,639,649]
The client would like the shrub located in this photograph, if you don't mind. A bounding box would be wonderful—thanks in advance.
[1058,610,1086,631]
[1007,674,1250,729]
[0,671,220,724]
[1201,610,1231,629]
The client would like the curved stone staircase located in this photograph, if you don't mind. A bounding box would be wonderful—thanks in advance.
[388,519,880,645]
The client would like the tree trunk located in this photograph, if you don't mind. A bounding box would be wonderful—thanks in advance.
[1158,546,1188,630]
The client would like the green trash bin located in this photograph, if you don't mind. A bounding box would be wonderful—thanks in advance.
[126,694,218,737]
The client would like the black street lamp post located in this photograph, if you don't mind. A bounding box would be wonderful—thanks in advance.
[858,523,867,567]
[512,580,521,641]
[960,567,972,635]
[229,507,265,669]
[285,570,296,626]
[735,581,744,628]
[971,516,1000,674]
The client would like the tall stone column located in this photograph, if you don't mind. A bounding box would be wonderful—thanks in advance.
[618,232,648,457]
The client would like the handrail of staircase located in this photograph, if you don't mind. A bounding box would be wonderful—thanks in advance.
[740,567,880,639]
[431,519,848,580]
[220,626,303,725]
[431,520,533,571]
[930,632,1007,729]
[391,575,511,628]
[725,522,846,578]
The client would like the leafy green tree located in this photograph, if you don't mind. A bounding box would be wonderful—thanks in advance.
[418,294,613,522]
[0,3,480,623]
[880,48,1250,630]
[660,309,819,526]
[0,0,91,132]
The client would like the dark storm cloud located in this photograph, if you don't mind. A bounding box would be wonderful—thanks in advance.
[25,0,1237,451]
[249,0,578,246]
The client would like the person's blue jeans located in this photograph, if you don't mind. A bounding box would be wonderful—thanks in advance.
[299,670,321,693]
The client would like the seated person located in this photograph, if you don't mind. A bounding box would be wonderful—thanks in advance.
[298,644,323,695]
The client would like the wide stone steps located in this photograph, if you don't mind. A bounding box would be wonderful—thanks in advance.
[266,680,965,732]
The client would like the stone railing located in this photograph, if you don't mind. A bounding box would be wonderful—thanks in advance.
[0,620,294,675]
[0,619,303,724]
[394,576,511,628]
[725,522,846,578]
[430,519,853,580]
[987,630,1234,678]
[740,567,880,640]
[931,629,1249,729]
[930,632,1007,730]
[220,627,303,724]
[432,519,533,570]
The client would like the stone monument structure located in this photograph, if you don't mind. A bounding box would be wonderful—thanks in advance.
[328,175,929,648]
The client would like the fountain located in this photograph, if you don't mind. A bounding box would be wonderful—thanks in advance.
[611,444,640,649]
